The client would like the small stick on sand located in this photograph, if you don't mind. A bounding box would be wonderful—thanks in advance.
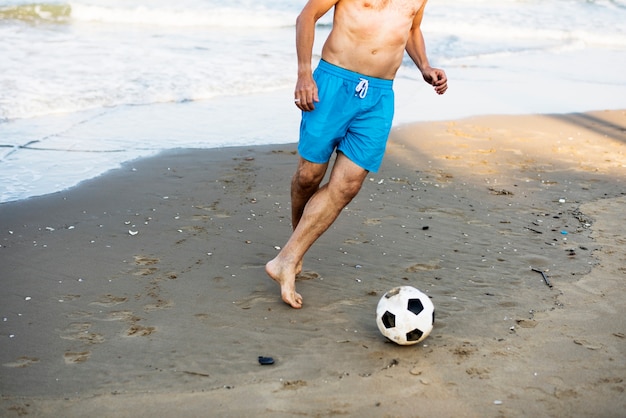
[531,268,553,288]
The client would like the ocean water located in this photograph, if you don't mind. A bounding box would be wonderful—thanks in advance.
[1,0,626,203]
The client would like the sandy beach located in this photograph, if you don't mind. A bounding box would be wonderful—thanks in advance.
[1,110,625,417]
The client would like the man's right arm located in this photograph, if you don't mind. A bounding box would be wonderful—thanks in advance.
[294,0,338,111]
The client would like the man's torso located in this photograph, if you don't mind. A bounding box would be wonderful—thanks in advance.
[322,0,427,79]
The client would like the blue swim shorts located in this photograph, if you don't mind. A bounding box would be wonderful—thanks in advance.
[298,60,394,173]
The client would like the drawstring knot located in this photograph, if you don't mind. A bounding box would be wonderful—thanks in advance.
[355,78,369,99]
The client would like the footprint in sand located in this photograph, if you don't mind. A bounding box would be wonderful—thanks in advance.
[405,262,441,272]
[465,367,491,379]
[143,299,174,312]
[134,255,160,266]
[192,203,231,218]
[59,322,105,345]
[3,357,40,368]
[64,351,91,364]
[343,234,370,245]
[59,294,81,301]
[99,310,136,322]
[296,271,321,281]
[234,291,276,310]
[65,310,93,320]
[133,267,159,276]
[281,380,308,390]
[126,325,155,337]
[452,343,478,358]
[515,319,538,328]
[133,255,160,275]
[573,339,604,350]
[90,294,128,307]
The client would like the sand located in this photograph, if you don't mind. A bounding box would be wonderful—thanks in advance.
[1,110,625,417]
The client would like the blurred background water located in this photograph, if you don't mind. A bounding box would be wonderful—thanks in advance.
[1,0,626,202]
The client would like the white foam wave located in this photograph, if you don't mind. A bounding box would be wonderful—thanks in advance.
[425,21,626,49]
[69,3,296,28]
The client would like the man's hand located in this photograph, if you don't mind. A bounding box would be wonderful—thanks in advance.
[422,67,448,95]
[294,72,320,111]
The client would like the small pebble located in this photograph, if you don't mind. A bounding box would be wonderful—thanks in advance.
[409,367,422,376]
[258,356,275,365]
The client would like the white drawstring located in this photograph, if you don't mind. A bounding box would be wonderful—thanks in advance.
[355,78,369,99]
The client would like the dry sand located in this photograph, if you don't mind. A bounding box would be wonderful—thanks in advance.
[1,110,625,417]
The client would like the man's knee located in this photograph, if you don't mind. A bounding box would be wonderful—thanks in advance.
[338,177,364,199]
[293,159,327,190]
[326,174,365,205]
[328,153,368,201]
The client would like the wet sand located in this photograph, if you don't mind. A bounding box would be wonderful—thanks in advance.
[1,110,625,417]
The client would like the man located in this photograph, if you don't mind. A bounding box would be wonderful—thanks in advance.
[266,0,448,308]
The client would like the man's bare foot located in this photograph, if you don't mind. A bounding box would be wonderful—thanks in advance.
[265,258,303,309]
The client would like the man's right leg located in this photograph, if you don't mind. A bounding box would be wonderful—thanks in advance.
[266,153,368,308]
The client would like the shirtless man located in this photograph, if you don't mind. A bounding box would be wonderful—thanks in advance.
[266,0,447,308]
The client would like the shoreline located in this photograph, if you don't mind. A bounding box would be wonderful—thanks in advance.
[2,102,625,205]
[1,110,625,417]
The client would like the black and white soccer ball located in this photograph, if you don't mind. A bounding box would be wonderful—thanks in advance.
[376,286,435,345]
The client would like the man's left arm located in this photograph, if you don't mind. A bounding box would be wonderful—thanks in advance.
[405,3,448,95]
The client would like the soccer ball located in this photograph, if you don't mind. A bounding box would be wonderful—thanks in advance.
[376,286,435,345]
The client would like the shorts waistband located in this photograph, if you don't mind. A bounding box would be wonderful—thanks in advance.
[317,59,393,90]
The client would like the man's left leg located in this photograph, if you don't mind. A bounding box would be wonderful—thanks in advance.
[291,157,329,230]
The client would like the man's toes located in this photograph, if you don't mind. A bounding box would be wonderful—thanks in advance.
[283,291,302,309]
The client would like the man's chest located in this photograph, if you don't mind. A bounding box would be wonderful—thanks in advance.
[360,0,424,15]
